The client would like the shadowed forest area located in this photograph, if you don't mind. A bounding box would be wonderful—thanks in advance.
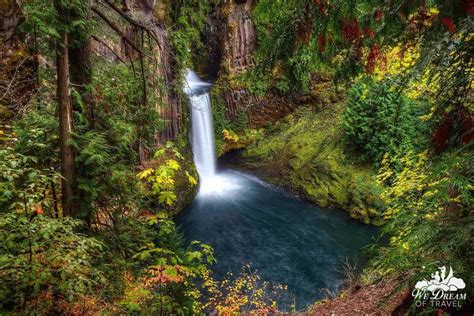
[0,0,472,315]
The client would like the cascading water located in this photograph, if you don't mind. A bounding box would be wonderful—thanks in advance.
[184,70,238,194]
[184,70,216,179]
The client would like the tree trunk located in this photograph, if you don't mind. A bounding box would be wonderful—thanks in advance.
[69,1,94,125]
[56,30,76,217]
[69,40,91,90]
[69,0,91,90]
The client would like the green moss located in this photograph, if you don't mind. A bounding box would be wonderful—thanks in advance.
[240,93,385,225]
[209,84,231,156]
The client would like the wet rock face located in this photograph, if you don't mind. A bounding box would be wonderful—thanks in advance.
[203,5,223,79]
[207,0,299,129]
[221,0,256,74]
[121,0,183,144]
[204,0,255,78]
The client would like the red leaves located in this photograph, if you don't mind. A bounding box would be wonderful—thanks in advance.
[341,17,360,42]
[318,33,327,52]
[458,106,473,144]
[374,9,383,21]
[431,106,473,153]
[441,17,456,34]
[462,0,473,15]
[365,28,375,39]
[432,114,453,153]
[365,43,380,74]
[297,19,313,44]
[313,0,326,14]
[341,17,363,59]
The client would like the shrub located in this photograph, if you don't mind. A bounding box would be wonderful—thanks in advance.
[342,77,426,166]
[368,147,473,309]
[0,213,105,314]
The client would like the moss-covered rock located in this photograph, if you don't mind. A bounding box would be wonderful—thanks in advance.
[236,85,385,225]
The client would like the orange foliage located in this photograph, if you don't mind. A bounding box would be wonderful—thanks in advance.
[142,265,186,289]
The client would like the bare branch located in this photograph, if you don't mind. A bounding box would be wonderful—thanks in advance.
[91,35,126,63]
[99,0,162,50]
[91,6,153,59]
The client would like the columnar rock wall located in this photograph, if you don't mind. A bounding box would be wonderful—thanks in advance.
[123,0,183,144]
[208,0,298,129]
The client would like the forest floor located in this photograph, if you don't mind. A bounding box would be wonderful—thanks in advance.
[308,279,410,315]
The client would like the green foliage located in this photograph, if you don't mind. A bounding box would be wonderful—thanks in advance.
[342,77,428,165]
[138,142,197,208]
[13,94,59,166]
[250,0,361,93]
[117,213,216,315]
[0,128,59,216]
[0,213,104,314]
[5,0,472,313]
[250,0,473,114]
[70,63,164,218]
[138,159,180,206]
[210,89,231,153]
[91,63,163,151]
[20,0,90,61]
[368,147,473,304]
[243,100,385,224]
[170,0,211,72]
[229,109,250,133]
[239,69,273,96]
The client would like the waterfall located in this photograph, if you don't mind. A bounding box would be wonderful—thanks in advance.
[184,70,240,195]
[184,70,217,187]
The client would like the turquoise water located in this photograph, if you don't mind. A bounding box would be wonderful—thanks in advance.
[176,169,377,310]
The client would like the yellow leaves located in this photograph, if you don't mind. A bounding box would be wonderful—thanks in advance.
[166,159,180,171]
[137,161,181,207]
[373,44,436,100]
[154,175,175,187]
[186,171,198,186]
[158,190,176,206]
[424,213,435,220]
[223,129,239,143]
[419,113,433,122]
[137,168,154,180]
[402,242,410,251]
[380,151,431,205]
[422,190,435,199]
[203,265,284,314]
